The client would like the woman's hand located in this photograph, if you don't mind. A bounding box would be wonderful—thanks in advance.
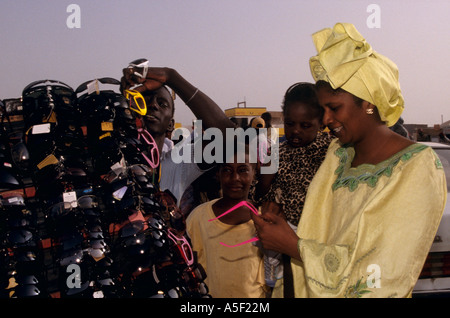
[251,207,301,260]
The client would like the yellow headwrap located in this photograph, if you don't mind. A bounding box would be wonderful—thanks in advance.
[309,23,404,127]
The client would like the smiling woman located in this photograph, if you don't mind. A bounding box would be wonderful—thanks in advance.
[251,22,447,298]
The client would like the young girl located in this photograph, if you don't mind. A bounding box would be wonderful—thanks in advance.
[186,142,267,298]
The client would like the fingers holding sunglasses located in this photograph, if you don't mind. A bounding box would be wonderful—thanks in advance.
[250,211,300,259]
[120,67,145,92]
[121,65,168,94]
[120,70,132,93]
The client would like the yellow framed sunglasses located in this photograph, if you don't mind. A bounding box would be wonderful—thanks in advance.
[124,89,147,116]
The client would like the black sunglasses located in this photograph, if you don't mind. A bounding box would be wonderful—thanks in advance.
[75,77,121,95]
[10,285,42,298]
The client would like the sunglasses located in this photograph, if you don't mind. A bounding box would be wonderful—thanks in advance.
[65,280,92,297]
[10,285,41,298]
[7,217,33,229]
[6,229,36,248]
[117,219,145,238]
[13,250,37,262]
[75,77,121,96]
[13,274,39,285]
[23,79,73,96]
[89,238,107,250]
[58,248,84,266]
[119,231,148,250]
[167,229,194,266]
[1,194,26,206]
[208,200,260,247]
[150,228,167,248]
[47,194,97,219]
[182,263,208,291]
[141,196,162,215]
[0,167,21,191]
[129,163,151,175]
[77,195,99,209]
[100,158,128,184]
[101,167,127,184]
[137,128,159,168]
[60,232,84,251]
[128,58,149,79]
[124,90,147,116]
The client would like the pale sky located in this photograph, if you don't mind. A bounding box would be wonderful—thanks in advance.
[1,0,449,127]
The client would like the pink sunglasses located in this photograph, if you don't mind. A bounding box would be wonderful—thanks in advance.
[167,229,194,266]
[137,128,160,169]
[208,201,259,247]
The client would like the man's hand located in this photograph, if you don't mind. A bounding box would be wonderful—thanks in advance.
[120,67,173,94]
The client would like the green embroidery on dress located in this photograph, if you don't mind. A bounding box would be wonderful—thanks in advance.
[332,144,429,192]
[431,149,443,169]
[304,247,376,293]
[324,253,340,273]
[436,158,443,169]
[344,277,372,298]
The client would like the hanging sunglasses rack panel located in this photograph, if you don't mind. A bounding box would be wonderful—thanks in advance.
[0,79,210,299]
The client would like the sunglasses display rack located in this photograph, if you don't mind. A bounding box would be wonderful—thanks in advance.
[0,97,47,298]
[0,172,45,298]
[0,79,210,298]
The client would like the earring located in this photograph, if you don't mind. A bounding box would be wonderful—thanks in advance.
[366,108,374,115]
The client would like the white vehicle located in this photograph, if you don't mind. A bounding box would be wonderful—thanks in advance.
[413,142,450,297]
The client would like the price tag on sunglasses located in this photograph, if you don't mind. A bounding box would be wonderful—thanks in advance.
[87,79,100,95]
[31,123,51,135]
[63,191,77,208]
[112,186,128,201]
[101,121,114,132]
[36,154,59,170]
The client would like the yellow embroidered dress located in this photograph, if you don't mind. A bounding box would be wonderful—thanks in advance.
[273,139,447,298]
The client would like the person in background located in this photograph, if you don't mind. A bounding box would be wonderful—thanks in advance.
[251,23,446,298]
[249,116,265,129]
[390,117,410,139]
[186,141,267,298]
[261,112,272,130]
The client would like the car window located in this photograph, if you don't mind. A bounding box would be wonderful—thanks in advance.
[433,148,450,192]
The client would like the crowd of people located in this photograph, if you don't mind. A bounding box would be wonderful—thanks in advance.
[0,22,446,298]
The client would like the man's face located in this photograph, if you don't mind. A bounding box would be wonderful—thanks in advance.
[142,87,174,136]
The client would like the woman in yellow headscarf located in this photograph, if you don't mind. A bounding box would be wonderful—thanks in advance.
[252,23,446,298]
